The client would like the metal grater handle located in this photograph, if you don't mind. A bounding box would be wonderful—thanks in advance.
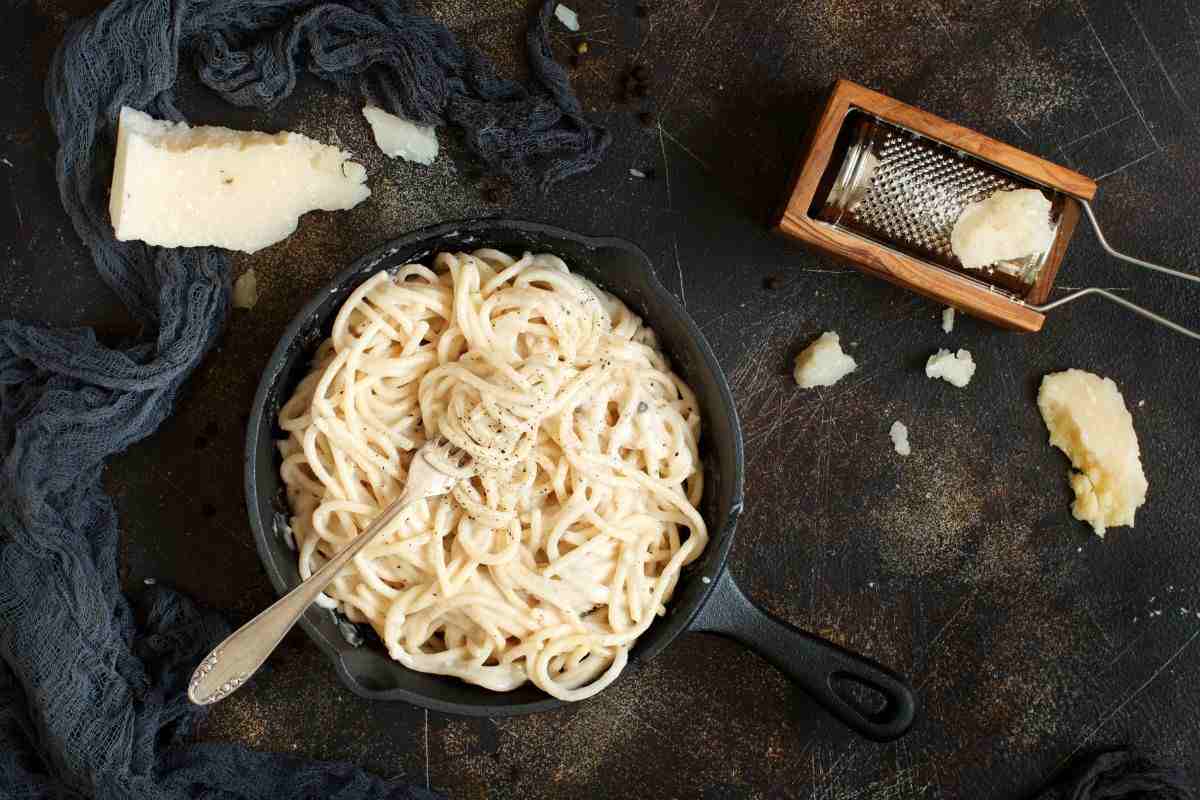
[1032,201,1200,341]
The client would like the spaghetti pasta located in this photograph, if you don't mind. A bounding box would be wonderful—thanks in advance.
[278,249,706,700]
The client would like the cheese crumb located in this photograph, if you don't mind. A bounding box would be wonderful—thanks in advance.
[362,106,438,165]
[925,348,976,388]
[109,107,369,254]
[889,421,911,456]
[793,332,857,388]
[232,269,258,309]
[951,189,1055,270]
[942,307,955,333]
[554,4,579,30]
[1038,369,1148,537]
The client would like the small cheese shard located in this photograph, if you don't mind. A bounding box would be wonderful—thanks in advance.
[1038,369,1148,537]
[554,3,580,31]
[951,188,1054,270]
[793,332,857,388]
[889,421,911,456]
[361,106,439,165]
[925,348,976,388]
[232,269,258,309]
[942,307,955,333]
[109,107,369,254]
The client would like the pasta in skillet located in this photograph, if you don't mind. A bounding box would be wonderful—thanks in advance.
[278,249,705,700]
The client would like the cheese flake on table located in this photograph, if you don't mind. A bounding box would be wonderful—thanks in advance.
[925,348,976,388]
[554,4,579,31]
[950,188,1055,271]
[793,331,857,389]
[232,269,258,309]
[889,421,911,456]
[361,106,439,165]
[109,106,369,254]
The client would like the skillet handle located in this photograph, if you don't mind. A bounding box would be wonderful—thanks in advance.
[690,569,916,742]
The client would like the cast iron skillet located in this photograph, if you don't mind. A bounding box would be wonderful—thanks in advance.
[245,219,917,741]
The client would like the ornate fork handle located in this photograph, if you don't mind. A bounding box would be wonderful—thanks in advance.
[188,489,417,704]
[188,438,471,705]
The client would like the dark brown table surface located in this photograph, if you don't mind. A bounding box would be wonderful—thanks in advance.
[7,0,1200,797]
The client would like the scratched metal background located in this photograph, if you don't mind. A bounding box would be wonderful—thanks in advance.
[5,0,1200,797]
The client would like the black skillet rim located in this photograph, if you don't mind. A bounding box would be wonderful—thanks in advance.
[245,218,745,716]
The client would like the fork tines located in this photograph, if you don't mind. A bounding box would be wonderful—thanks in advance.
[428,436,472,469]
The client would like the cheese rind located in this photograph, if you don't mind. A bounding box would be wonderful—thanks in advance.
[109,107,369,254]
[1038,369,1147,536]
[362,106,439,165]
[793,331,857,388]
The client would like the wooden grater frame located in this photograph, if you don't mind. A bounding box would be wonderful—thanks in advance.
[774,80,1099,332]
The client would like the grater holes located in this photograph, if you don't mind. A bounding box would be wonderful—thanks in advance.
[851,138,1030,257]
[808,108,1066,300]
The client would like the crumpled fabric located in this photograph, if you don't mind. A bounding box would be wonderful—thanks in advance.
[0,0,606,797]
[1033,748,1195,800]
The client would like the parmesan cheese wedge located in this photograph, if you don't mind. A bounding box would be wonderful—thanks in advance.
[109,107,370,254]
[1038,369,1148,536]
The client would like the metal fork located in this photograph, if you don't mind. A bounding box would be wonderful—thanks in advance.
[188,437,474,705]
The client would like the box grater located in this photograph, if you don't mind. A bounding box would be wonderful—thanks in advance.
[775,80,1198,339]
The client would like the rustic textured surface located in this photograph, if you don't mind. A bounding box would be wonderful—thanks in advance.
[5,0,1200,797]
